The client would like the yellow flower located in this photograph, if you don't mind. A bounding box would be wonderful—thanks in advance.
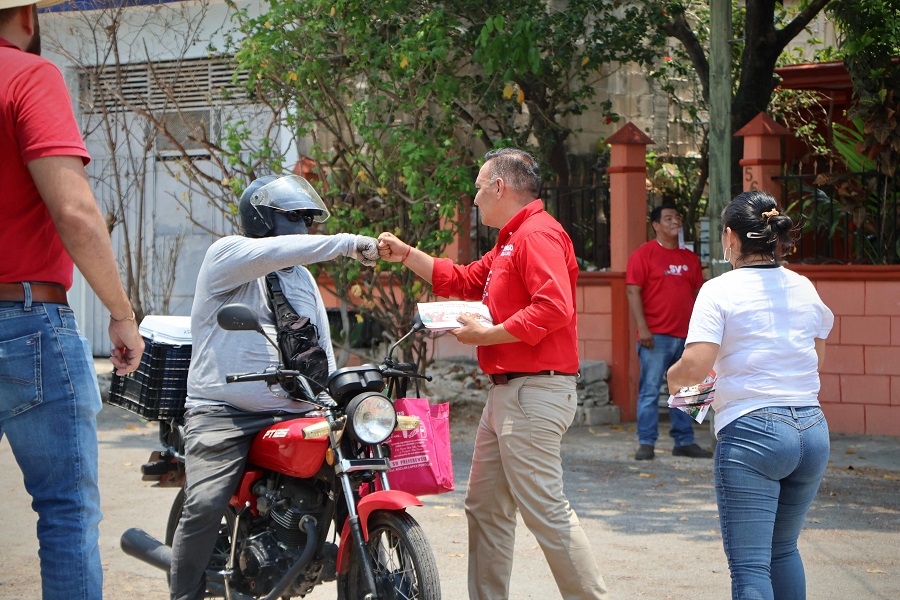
[377,187,388,196]
[400,56,409,68]
[516,89,525,104]
[581,56,590,66]
[351,284,363,297]
[502,83,514,99]
[288,72,298,82]
[330,6,335,16]
[355,313,364,324]
[358,171,368,182]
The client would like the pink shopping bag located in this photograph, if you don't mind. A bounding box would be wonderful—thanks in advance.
[386,398,454,496]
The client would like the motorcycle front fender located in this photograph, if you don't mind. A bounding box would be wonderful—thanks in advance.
[335,489,422,574]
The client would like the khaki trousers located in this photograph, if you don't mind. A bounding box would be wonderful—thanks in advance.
[465,375,609,600]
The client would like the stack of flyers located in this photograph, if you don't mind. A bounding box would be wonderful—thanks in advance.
[667,372,716,423]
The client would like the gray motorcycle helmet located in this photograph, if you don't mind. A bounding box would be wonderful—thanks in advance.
[238,175,330,238]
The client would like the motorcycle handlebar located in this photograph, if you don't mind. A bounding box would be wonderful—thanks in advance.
[381,369,432,382]
[225,369,302,384]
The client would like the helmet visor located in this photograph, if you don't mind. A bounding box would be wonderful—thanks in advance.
[251,175,330,223]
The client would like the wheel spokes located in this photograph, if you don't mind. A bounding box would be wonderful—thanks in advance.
[368,528,418,599]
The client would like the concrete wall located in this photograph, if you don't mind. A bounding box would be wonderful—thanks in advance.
[795,266,900,436]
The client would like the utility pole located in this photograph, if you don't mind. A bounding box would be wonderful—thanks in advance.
[709,0,732,277]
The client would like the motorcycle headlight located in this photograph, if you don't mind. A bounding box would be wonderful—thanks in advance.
[345,392,397,444]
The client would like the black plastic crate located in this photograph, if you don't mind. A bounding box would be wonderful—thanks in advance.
[108,337,191,420]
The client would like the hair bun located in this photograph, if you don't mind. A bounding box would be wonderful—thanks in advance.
[769,214,792,231]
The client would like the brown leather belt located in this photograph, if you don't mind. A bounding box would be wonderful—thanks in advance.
[0,282,68,306]
[489,370,578,385]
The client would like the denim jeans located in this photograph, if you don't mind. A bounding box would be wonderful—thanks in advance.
[636,334,696,447]
[715,406,830,600]
[0,299,103,599]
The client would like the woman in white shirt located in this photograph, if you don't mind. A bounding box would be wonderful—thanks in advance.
[667,190,834,600]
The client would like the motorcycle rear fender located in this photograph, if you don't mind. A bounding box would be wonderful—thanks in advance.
[335,489,422,574]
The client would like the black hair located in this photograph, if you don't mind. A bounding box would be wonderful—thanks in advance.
[722,190,795,260]
[0,6,21,26]
[650,203,678,224]
[484,148,541,198]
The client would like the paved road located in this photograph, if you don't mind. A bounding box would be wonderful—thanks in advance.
[1,401,898,599]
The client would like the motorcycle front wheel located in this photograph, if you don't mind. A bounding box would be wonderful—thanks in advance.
[337,510,440,600]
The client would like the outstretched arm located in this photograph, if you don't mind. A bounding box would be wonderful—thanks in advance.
[377,232,435,283]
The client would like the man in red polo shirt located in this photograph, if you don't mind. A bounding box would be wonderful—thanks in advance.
[1,1,143,597]
[626,204,711,461]
[378,148,608,599]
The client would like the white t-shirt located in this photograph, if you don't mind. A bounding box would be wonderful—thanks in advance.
[685,266,834,434]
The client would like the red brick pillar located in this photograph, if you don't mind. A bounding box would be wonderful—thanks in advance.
[735,113,789,202]
[604,123,654,422]
[606,123,655,272]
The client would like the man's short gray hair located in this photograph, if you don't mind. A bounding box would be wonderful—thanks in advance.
[484,148,541,198]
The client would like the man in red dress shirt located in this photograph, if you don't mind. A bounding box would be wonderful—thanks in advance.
[378,148,608,600]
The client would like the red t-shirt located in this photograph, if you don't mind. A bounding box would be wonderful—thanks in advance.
[432,200,579,375]
[1,39,91,289]
[625,240,703,338]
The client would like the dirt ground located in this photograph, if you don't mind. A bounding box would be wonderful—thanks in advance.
[1,360,898,599]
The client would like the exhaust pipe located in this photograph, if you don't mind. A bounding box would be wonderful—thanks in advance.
[121,521,318,600]
[120,529,256,600]
[121,528,172,572]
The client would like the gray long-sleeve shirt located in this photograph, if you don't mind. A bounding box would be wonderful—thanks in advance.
[186,233,358,412]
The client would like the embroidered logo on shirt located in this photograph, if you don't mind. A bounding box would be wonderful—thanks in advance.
[665,264,691,276]
[500,244,514,257]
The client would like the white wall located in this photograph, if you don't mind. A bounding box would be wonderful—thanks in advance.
[42,0,274,355]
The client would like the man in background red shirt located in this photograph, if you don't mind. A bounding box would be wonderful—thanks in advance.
[1,1,143,597]
[626,204,711,461]
[378,148,608,599]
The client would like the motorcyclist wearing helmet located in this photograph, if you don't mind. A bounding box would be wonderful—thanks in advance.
[169,175,379,600]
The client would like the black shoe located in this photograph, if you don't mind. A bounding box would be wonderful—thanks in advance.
[672,443,713,458]
[634,444,655,460]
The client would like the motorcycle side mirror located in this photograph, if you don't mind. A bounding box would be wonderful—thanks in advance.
[217,304,282,360]
[387,313,426,360]
[217,304,264,333]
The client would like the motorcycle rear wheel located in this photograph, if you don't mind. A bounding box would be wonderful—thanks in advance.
[337,510,440,600]
[165,487,239,596]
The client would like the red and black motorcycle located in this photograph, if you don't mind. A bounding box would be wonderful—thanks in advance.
[121,304,441,600]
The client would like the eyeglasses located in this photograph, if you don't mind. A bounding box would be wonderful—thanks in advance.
[274,209,312,223]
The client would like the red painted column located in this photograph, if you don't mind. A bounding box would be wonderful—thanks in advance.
[735,113,790,203]
[604,123,654,422]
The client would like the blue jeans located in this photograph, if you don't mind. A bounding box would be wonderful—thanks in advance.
[715,406,829,600]
[636,334,696,447]
[0,299,103,599]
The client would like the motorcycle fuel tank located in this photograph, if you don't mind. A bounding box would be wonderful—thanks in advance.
[248,417,329,478]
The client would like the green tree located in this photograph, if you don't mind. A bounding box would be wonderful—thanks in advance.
[226,0,473,363]
[214,0,669,363]
[827,0,900,178]
[646,0,832,197]
[457,0,665,185]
